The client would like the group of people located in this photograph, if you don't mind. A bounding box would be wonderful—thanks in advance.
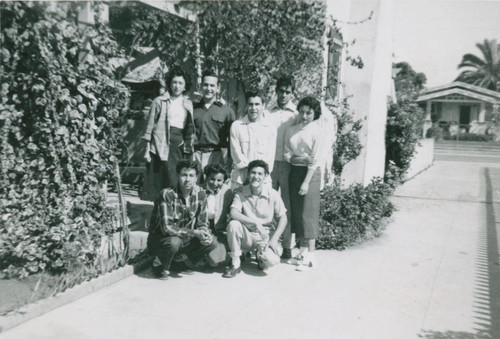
[142,67,336,279]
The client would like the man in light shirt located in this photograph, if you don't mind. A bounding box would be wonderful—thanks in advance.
[267,75,298,259]
[229,90,277,189]
[222,160,287,278]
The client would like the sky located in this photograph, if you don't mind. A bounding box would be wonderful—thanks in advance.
[392,0,500,88]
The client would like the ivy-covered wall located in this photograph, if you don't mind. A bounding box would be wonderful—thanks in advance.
[0,2,130,277]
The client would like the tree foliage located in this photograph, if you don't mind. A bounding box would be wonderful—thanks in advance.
[329,99,363,180]
[393,61,427,99]
[196,0,325,96]
[109,1,196,70]
[385,62,426,185]
[0,1,129,277]
[456,39,500,91]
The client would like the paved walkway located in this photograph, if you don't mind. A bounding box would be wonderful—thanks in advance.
[2,159,499,339]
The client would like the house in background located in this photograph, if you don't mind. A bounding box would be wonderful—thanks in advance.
[417,81,500,136]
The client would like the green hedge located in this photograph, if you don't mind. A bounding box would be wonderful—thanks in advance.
[317,178,394,250]
[0,2,129,278]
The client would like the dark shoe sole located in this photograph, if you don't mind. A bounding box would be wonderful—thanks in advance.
[152,266,169,280]
[222,266,241,278]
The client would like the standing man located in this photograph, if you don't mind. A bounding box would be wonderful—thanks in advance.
[193,70,235,172]
[229,91,277,189]
[267,75,298,260]
[223,160,287,278]
[147,160,216,280]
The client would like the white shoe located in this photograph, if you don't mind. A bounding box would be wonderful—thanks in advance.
[286,254,304,266]
[295,253,316,271]
[296,264,312,271]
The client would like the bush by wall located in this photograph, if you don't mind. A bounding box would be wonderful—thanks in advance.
[443,133,494,142]
[317,177,394,250]
[384,97,426,184]
[425,125,444,140]
[0,2,129,278]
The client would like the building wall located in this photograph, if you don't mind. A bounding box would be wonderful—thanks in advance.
[328,0,394,186]
[439,102,480,123]
[440,103,458,122]
[406,138,434,180]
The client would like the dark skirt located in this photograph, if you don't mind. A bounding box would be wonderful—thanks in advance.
[288,165,321,239]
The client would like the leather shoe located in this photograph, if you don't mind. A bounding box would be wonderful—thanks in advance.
[222,265,241,278]
[281,248,292,260]
[152,266,169,280]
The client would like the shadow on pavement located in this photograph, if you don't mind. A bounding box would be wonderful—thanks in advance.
[420,167,500,339]
[482,167,500,339]
[418,330,490,338]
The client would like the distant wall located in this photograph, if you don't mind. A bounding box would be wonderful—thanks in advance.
[406,138,434,180]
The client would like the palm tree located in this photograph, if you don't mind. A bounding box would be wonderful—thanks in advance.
[456,39,500,92]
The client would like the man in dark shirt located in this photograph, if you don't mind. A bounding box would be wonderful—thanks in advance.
[193,70,236,173]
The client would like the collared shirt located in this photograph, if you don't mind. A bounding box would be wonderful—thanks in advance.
[204,183,233,232]
[231,184,286,231]
[284,120,325,170]
[193,101,235,148]
[150,185,209,237]
[229,114,277,184]
[267,101,298,162]
[142,93,195,160]
[168,95,188,129]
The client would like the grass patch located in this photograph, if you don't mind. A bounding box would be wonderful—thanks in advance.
[0,253,129,316]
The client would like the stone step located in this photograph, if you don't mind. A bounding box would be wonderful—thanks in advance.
[435,146,500,151]
[435,141,500,149]
[434,149,500,156]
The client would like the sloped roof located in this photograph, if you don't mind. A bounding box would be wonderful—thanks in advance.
[120,48,168,84]
[417,81,500,104]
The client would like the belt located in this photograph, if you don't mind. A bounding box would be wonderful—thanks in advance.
[195,145,222,152]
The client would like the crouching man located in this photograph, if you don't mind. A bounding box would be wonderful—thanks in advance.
[147,160,217,279]
[223,160,287,278]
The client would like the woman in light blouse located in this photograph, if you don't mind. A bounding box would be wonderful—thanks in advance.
[141,67,195,201]
[284,96,325,270]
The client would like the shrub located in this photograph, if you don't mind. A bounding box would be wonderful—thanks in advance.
[425,125,444,140]
[0,2,129,278]
[384,97,425,184]
[317,177,394,250]
[327,98,364,181]
[443,133,494,142]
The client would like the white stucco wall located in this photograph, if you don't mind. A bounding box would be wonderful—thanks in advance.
[328,0,394,186]
[406,138,434,180]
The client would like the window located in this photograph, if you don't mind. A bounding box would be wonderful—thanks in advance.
[325,26,343,101]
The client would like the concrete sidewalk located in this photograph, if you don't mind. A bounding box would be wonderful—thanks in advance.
[2,160,499,339]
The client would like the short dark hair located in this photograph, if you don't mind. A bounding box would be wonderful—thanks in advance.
[202,69,218,82]
[297,96,322,121]
[245,90,264,103]
[176,159,200,175]
[203,163,228,181]
[276,75,295,91]
[166,66,191,94]
[248,160,269,175]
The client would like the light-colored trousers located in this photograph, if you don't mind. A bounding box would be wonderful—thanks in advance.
[226,220,281,259]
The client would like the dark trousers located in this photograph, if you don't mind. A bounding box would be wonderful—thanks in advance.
[149,231,217,270]
[164,127,184,189]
